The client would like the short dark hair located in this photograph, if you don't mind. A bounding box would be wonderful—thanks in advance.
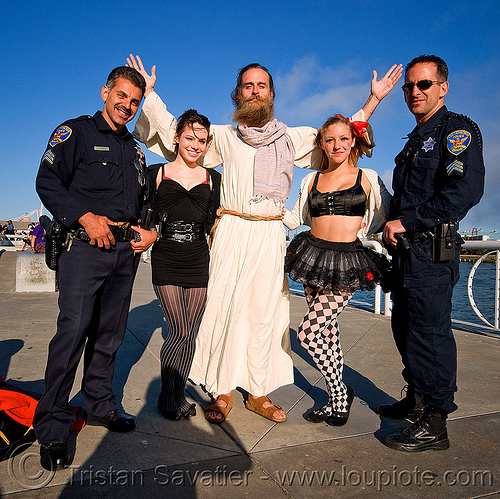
[106,66,146,95]
[174,109,212,154]
[230,63,275,106]
[176,109,211,136]
[406,55,448,81]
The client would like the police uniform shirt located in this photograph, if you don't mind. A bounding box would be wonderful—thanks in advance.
[389,106,485,232]
[36,111,148,228]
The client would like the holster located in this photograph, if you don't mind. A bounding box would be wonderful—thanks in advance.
[40,215,68,271]
[432,221,458,263]
[40,216,143,272]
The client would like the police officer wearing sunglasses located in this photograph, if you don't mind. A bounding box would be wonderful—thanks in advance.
[380,55,485,451]
[34,66,157,471]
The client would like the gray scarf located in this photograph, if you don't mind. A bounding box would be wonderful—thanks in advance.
[237,119,295,203]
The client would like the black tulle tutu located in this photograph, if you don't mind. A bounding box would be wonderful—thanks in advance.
[285,231,382,293]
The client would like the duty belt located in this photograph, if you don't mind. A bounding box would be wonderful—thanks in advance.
[160,222,206,243]
[406,228,436,243]
[73,222,137,243]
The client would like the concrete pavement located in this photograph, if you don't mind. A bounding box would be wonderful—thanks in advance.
[0,249,499,498]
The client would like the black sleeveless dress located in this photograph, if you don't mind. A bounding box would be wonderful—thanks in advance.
[152,170,211,288]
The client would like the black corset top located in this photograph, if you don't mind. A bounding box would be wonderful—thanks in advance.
[308,170,367,218]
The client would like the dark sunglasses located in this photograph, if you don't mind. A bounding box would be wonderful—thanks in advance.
[401,80,444,93]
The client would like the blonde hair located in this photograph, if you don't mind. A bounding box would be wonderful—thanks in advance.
[315,115,373,171]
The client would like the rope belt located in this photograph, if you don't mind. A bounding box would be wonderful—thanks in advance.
[208,207,284,248]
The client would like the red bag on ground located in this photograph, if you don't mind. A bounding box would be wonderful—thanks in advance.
[0,377,85,461]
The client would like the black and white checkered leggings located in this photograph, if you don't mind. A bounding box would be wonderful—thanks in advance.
[298,286,352,413]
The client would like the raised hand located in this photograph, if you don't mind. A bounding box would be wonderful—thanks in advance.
[371,64,403,101]
[362,64,403,119]
[126,54,156,97]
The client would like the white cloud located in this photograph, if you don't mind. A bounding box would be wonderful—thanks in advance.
[274,55,371,125]
[280,55,499,233]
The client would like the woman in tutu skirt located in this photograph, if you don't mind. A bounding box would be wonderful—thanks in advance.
[283,114,391,425]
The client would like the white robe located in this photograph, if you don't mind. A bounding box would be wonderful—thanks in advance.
[134,92,368,396]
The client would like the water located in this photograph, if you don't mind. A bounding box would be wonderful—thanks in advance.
[288,261,498,333]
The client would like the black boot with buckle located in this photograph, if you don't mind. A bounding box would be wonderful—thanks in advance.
[384,405,450,452]
[376,385,424,423]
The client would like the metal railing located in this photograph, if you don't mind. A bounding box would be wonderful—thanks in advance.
[462,240,500,330]
[0,234,25,249]
[363,239,500,331]
[361,240,391,316]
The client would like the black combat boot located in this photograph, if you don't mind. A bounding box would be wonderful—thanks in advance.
[383,405,450,452]
[376,385,424,422]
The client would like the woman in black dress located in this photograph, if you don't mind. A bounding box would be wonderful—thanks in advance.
[149,110,220,420]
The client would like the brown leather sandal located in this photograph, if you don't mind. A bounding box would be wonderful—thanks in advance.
[204,394,233,424]
[245,395,287,422]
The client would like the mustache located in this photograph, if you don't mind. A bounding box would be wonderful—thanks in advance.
[241,94,274,107]
[243,94,265,102]
[115,104,132,116]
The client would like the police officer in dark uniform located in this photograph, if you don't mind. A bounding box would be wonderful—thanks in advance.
[379,55,484,451]
[34,66,158,470]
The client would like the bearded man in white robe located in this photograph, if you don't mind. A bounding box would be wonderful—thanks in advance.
[128,54,401,423]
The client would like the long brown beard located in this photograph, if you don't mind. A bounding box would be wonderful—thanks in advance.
[232,95,274,127]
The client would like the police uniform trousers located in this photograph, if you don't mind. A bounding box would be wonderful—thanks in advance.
[390,238,459,415]
[34,238,135,444]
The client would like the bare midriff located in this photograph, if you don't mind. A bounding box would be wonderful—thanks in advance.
[310,215,363,243]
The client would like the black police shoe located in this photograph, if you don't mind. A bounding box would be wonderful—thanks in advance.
[384,406,450,452]
[40,440,71,471]
[87,409,136,432]
[325,385,355,426]
[376,385,424,422]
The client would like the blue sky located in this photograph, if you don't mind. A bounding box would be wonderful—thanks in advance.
[1,0,498,231]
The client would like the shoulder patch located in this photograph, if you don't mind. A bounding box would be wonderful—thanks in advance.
[447,159,464,176]
[42,149,54,164]
[49,126,72,147]
[447,130,471,155]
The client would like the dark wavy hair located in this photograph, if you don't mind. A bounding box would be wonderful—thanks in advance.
[406,55,448,82]
[174,109,212,155]
[230,63,275,107]
[315,115,373,171]
[106,66,146,95]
